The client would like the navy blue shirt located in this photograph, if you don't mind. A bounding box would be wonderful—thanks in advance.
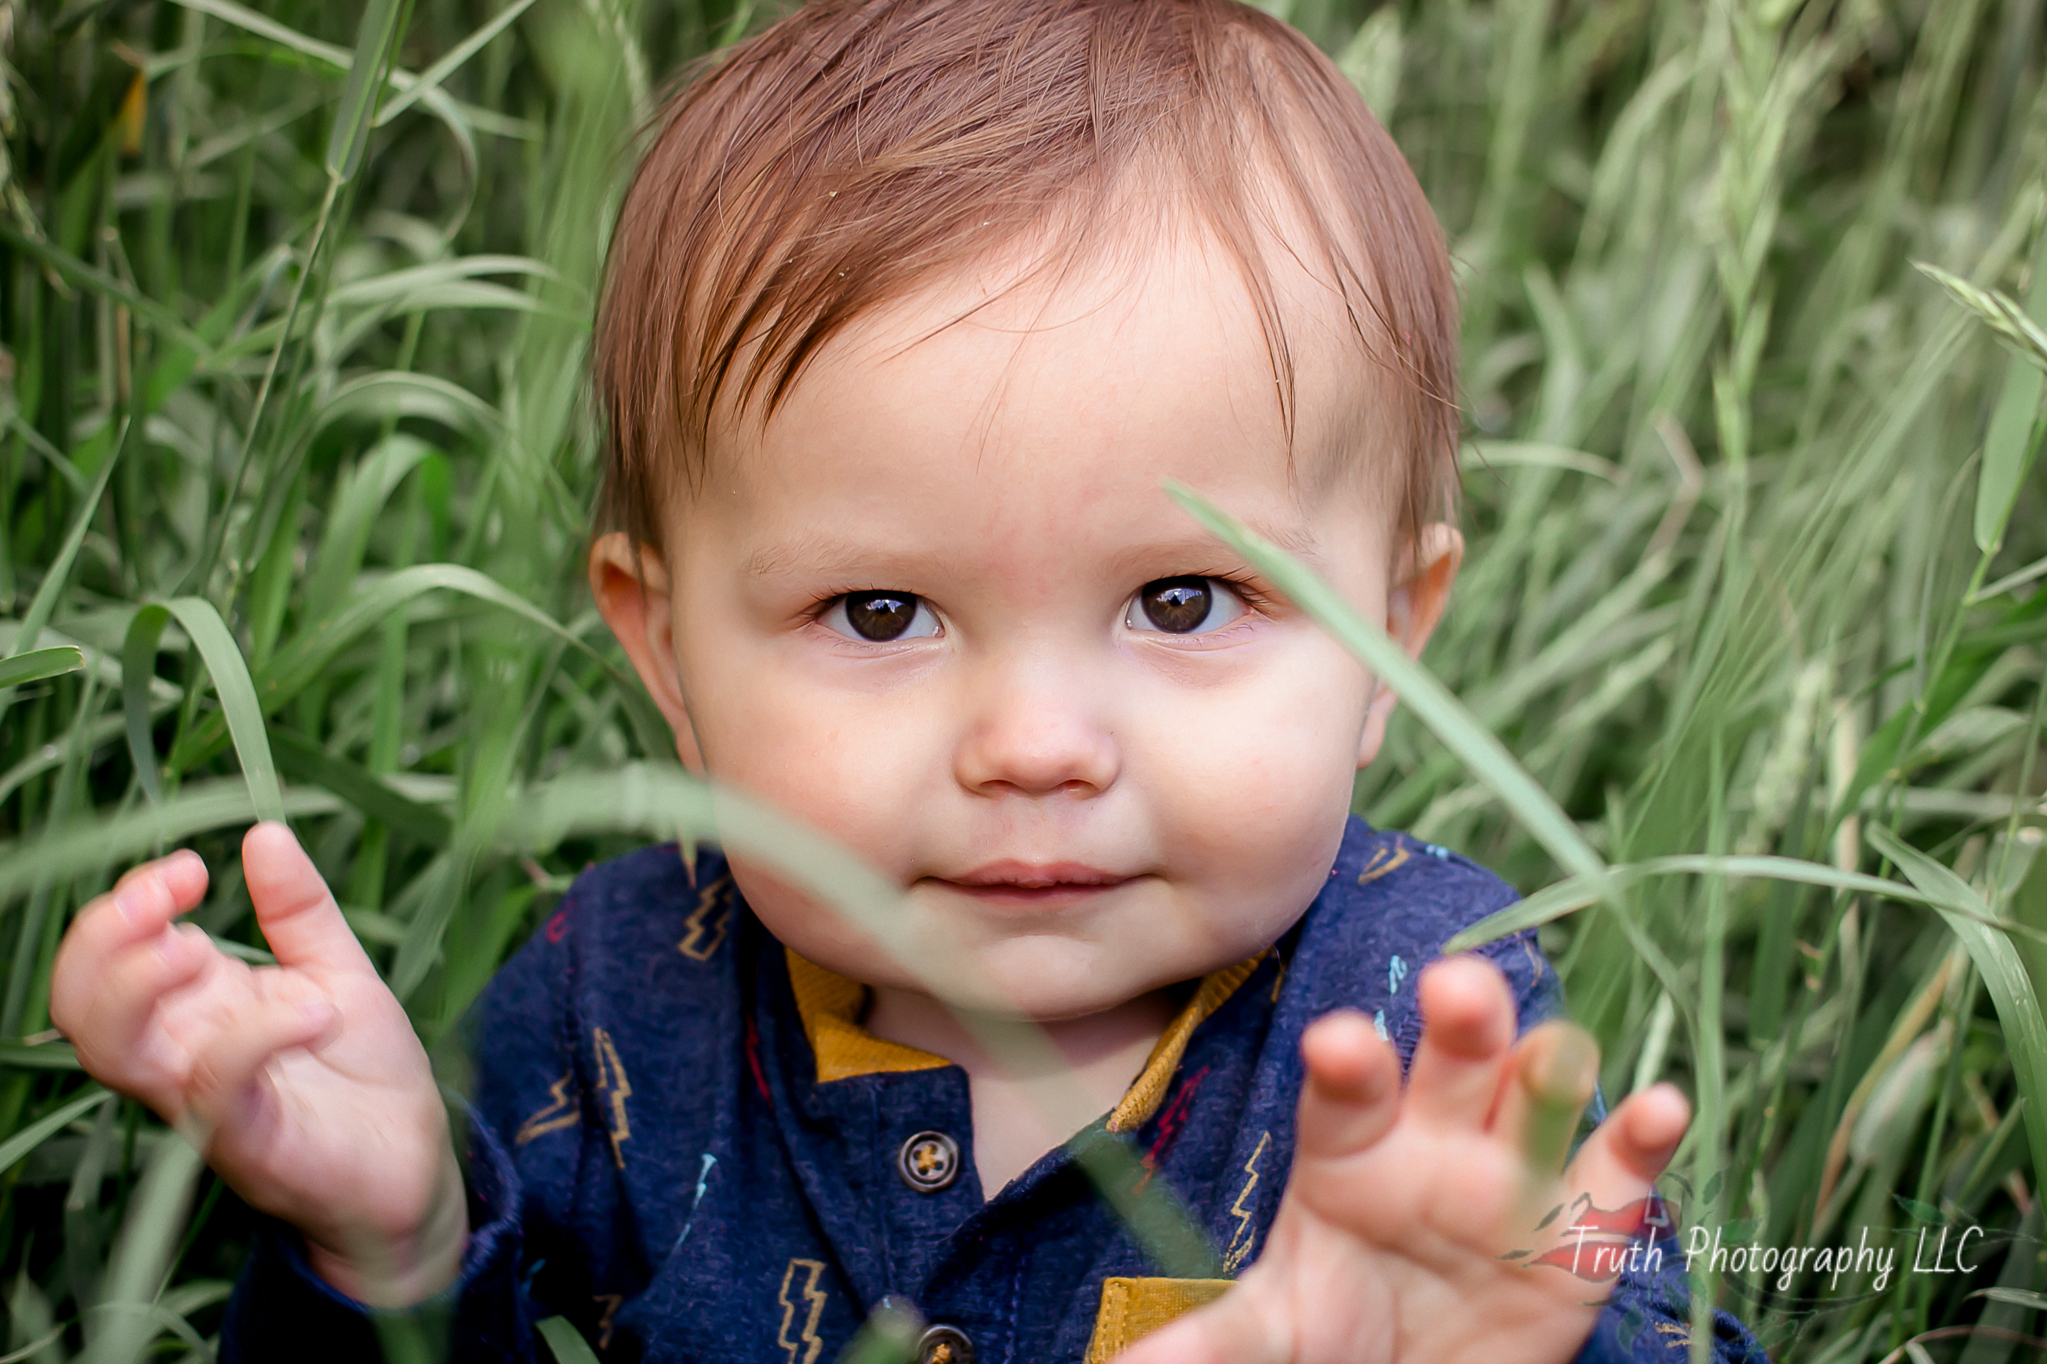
[223,818,1764,1363]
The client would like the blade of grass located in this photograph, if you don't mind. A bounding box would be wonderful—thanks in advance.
[1915,262,2047,367]
[0,665,107,1035]
[0,1040,80,1071]
[1973,340,2045,556]
[80,1131,205,1364]
[0,1087,112,1175]
[0,227,208,354]
[172,564,611,767]
[327,0,407,182]
[160,599,283,825]
[1867,824,2045,1185]
[386,852,463,1001]
[266,726,451,846]
[0,647,83,690]
[373,0,540,127]
[4,417,124,661]
[0,781,341,905]
[1447,852,2042,950]
[168,0,529,139]
[121,607,169,803]
[535,1317,601,1364]
[301,436,433,627]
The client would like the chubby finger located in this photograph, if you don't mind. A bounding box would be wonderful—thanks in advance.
[1563,1083,1689,1210]
[1295,1009,1403,1164]
[1489,1021,1600,1179]
[182,977,340,1139]
[1403,956,1517,1128]
[242,823,372,974]
[106,850,211,928]
[58,923,217,1106]
[1520,1086,1690,1281]
[52,850,209,1027]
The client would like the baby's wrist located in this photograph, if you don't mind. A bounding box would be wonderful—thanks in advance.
[304,1145,470,1309]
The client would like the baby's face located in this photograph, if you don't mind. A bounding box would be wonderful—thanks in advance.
[596,234,1457,1019]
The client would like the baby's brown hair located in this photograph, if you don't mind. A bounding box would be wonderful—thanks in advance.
[594,0,1458,553]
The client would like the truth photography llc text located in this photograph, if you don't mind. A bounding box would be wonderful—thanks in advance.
[1681,1222,1988,1293]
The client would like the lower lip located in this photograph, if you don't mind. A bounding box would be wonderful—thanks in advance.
[936,879,1134,911]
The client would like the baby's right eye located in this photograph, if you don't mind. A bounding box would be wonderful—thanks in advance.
[820,591,941,642]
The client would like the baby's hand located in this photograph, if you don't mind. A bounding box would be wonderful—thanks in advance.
[1119,957,1688,1364]
[50,823,465,1307]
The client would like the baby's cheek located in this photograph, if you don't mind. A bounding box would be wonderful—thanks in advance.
[1152,652,1364,819]
[696,682,944,871]
[1145,661,1362,905]
[1146,746,1349,934]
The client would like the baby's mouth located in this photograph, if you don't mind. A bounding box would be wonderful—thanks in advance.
[932,861,1137,909]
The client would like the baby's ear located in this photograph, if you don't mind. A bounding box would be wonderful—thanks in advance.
[589,532,706,771]
[1357,523,1463,769]
[1386,522,1462,657]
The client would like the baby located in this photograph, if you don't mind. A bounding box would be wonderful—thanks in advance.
[51,2,1764,1361]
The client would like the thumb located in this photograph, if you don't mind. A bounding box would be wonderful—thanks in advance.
[242,822,374,975]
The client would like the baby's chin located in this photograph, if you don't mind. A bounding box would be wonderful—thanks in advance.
[793,916,1264,1019]
[932,959,1191,1021]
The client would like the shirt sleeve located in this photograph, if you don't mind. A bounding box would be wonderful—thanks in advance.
[217,1105,538,1364]
[1578,1249,1773,1363]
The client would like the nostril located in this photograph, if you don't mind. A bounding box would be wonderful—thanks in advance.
[953,705,1121,797]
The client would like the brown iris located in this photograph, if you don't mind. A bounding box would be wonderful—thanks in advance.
[1137,577,1214,633]
[843,591,921,641]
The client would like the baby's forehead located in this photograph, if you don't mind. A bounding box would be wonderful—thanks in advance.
[711,208,1403,505]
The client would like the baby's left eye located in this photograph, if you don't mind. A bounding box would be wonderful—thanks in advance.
[1124,577,1248,636]
[820,590,941,642]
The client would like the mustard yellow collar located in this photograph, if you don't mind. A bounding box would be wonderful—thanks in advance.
[783,947,1264,1132]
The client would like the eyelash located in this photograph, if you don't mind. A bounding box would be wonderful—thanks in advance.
[1203,573,1270,613]
[805,590,857,619]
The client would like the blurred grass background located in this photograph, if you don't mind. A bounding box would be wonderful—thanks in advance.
[0,0,2039,1359]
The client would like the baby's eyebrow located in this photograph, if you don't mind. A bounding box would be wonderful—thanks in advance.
[740,533,950,583]
[1105,521,1324,576]
[740,521,1326,584]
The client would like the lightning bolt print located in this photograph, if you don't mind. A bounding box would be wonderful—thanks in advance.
[678,875,733,961]
[776,1258,829,1364]
[514,1074,578,1145]
[1222,1130,1271,1272]
[592,1294,622,1350]
[592,1028,633,1167]
[1356,843,1410,886]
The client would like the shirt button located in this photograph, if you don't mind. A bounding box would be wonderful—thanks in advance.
[897,1131,961,1192]
[916,1324,974,1364]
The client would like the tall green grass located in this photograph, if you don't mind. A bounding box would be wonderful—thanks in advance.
[0,0,2039,1360]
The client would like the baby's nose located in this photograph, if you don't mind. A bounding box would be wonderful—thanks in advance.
[952,671,1119,797]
